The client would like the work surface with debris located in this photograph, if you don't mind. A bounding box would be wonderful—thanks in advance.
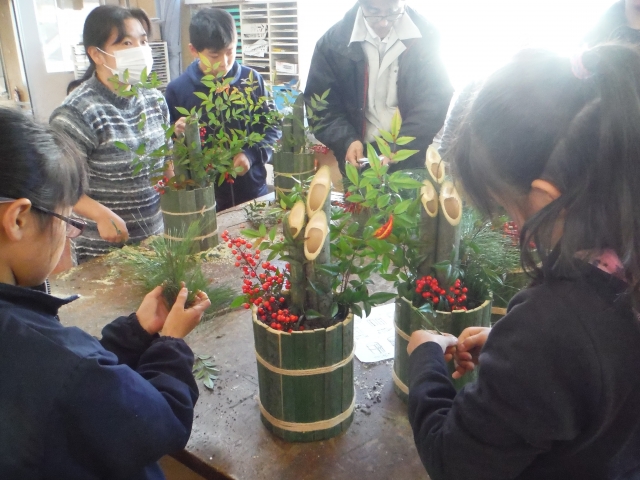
[51,199,429,480]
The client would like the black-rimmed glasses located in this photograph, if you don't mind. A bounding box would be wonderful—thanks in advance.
[0,196,86,238]
[362,8,405,24]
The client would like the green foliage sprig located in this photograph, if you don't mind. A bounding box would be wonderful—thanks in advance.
[112,222,235,310]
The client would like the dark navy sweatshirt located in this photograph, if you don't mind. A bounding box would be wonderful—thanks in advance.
[408,262,640,479]
[0,283,199,479]
[164,61,281,211]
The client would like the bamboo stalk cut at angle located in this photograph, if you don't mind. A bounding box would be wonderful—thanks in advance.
[435,180,463,267]
[284,200,307,313]
[425,145,446,185]
[418,179,439,276]
[304,165,333,318]
[175,113,201,183]
[304,210,332,317]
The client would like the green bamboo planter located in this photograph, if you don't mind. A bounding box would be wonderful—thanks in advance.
[159,185,218,253]
[393,296,492,401]
[273,152,315,200]
[252,308,355,442]
[490,270,530,324]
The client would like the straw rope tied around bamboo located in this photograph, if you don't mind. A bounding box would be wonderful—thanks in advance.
[254,346,355,376]
[259,395,356,433]
[161,203,217,216]
[392,368,409,395]
[273,169,316,179]
[163,229,218,242]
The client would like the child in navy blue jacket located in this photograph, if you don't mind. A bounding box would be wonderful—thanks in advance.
[407,45,640,479]
[165,8,281,211]
[0,107,211,479]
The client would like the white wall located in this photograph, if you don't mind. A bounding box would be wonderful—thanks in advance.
[298,0,617,92]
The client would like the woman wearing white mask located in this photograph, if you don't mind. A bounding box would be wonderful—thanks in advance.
[50,6,167,263]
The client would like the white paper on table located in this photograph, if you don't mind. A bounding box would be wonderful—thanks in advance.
[354,302,396,363]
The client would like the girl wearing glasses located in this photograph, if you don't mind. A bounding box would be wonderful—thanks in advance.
[50,5,169,264]
[0,107,210,478]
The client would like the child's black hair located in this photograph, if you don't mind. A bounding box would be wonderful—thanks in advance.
[80,5,151,82]
[0,108,86,226]
[450,43,640,295]
[189,8,236,53]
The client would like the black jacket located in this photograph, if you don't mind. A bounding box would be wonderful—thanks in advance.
[584,0,640,47]
[0,283,199,479]
[408,262,640,479]
[165,61,281,211]
[304,4,453,173]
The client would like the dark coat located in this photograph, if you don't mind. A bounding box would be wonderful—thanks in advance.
[165,61,281,211]
[304,4,453,173]
[584,0,640,47]
[0,283,199,480]
[408,262,640,479]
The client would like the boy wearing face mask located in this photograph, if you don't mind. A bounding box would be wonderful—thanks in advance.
[50,6,167,264]
[164,8,281,212]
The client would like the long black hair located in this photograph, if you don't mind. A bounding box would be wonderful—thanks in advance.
[0,108,86,226]
[80,5,151,82]
[450,43,640,294]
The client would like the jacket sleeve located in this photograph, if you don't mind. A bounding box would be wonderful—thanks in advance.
[98,313,158,369]
[243,72,282,166]
[408,294,597,480]
[304,43,361,170]
[164,82,181,125]
[62,337,198,478]
[398,38,454,155]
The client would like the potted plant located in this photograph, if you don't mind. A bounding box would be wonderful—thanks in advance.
[226,165,395,442]
[343,115,497,399]
[119,58,280,252]
[271,87,329,200]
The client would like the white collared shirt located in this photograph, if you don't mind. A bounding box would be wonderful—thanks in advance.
[349,7,422,143]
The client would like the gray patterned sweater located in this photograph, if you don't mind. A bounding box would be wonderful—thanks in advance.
[50,76,166,263]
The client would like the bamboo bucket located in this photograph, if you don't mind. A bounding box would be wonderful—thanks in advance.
[252,308,355,442]
[273,152,316,200]
[490,269,530,324]
[159,184,218,252]
[393,296,492,401]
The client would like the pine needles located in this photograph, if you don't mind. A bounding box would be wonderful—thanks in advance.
[112,222,235,311]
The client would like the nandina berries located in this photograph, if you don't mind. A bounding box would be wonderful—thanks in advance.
[415,275,469,312]
[222,230,299,330]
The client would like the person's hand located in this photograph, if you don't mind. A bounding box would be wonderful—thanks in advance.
[452,327,491,379]
[380,155,395,167]
[345,140,364,168]
[96,210,129,243]
[161,284,211,339]
[233,152,251,176]
[136,285,170,335]
[408,330,458,356]
[174,117,186,137]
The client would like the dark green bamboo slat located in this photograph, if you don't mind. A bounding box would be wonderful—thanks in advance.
[253,309,355,442]
[393,298,492,402]
[273,152,315,199]
[160,185,218,252]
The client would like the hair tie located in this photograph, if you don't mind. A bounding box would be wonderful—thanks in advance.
[570,51,591,80]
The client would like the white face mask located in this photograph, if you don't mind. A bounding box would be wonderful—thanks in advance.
[98,46,153,85]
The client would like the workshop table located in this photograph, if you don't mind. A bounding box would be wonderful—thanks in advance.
[51,201,429,480]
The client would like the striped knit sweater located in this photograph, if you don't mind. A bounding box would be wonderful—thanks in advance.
[50,76,167,263]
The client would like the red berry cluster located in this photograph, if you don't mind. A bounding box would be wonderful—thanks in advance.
[333,191,363,214]
[222,230,299,331]
[415,276,469,312]
[153,176,169,195]
[311,144,330,155]
[502,221,519,246]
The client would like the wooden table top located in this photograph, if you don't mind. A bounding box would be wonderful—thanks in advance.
[51,198,429,480]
